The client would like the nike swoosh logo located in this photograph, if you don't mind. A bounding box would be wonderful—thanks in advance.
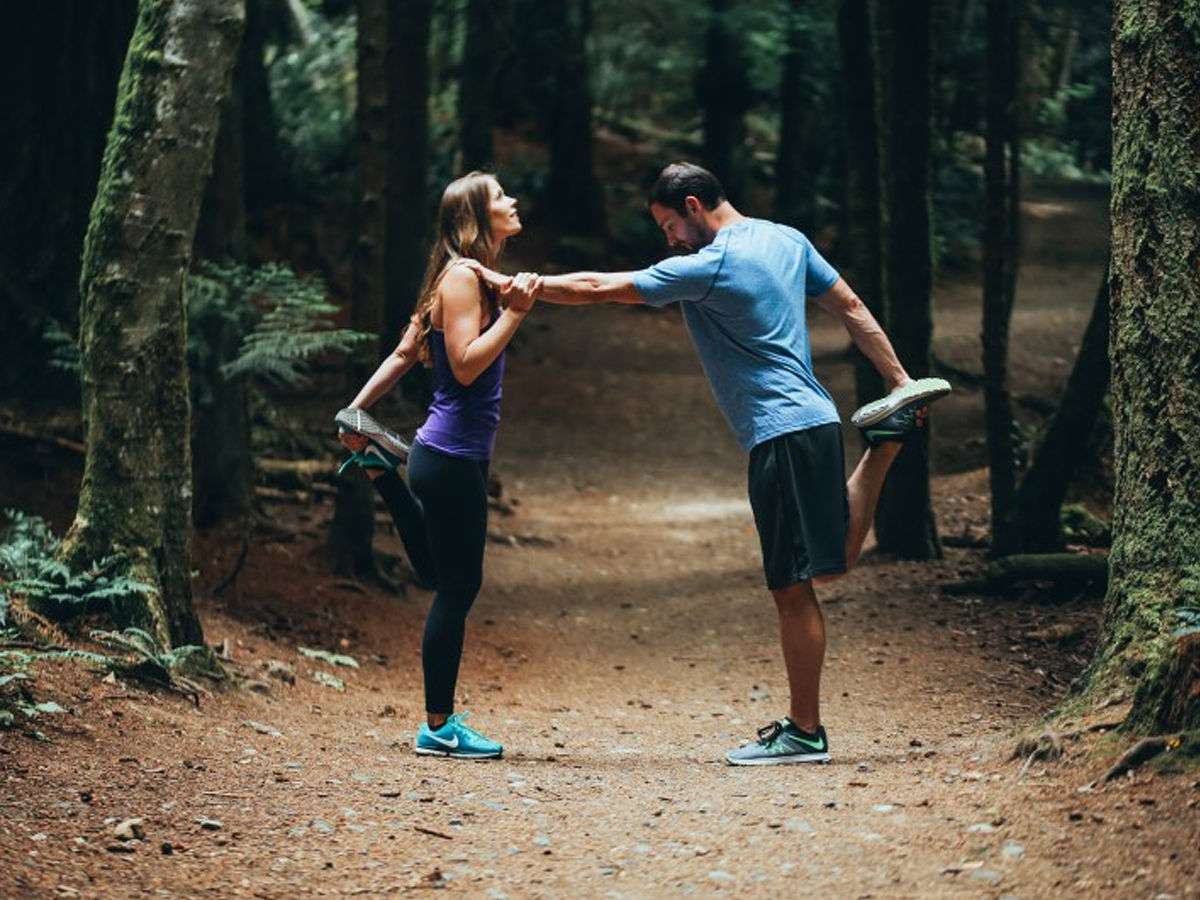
[428,733,459,749]
[790,736,826,751]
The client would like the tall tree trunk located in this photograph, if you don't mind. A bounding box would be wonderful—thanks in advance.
[458,0,497,171]
[981,0,1021,555]
[694,0,752,205]
[190,0,268,529]
[0,2,137,396]
[383,0,432,351]
[873,0,939,559]
[774,0,816,229]
[62,0,245,648]
[1084,0,1200,733]
[1016,267,1109,551]
[836,0,887,411]
[330,0,390,579]
[545,0,604,237]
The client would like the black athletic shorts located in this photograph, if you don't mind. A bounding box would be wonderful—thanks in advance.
[747,423,849,590]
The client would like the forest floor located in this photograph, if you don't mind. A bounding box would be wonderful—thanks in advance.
[3,182,1199,898]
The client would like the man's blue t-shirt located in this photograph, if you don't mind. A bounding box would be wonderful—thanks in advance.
[633,218,841,450]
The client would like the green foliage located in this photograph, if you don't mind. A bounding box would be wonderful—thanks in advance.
[0,668,66,737]
[298,645,359,668]
[41,320,82,375]
[1175,608,1200,638]
[1061,503,1112,547]
[90,627,219,695]
[190,262,370,389]
[267,10,356,176]
[0,510,152,623]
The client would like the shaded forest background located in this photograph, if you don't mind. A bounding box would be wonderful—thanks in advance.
[0,0,1112,402]
[9,0,1200,744]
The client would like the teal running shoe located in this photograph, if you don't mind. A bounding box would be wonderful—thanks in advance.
[415,712,502,759]
[334,407,410,468]
[725,719,831,766]
[336,445,397,477]
[850,377,952,447]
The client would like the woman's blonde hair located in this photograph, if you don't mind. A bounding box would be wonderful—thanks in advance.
[410,171,504,365]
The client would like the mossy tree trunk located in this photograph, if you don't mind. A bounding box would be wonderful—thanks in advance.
[62,0,245,648]
[836,0,887,411]
[1084,0,1200,734]
[872,0,940,560]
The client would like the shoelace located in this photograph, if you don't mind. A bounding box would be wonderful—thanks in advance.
[756,720,787,744]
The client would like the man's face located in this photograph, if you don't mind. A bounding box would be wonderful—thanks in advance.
[650,198,711,252]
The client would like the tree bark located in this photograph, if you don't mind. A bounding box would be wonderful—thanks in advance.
[982,0,1022,555]
[0,2,137,396]
[1085,0,1200,732]
[836,0,888,411]
[545,0,604,237]
[694,0,753,206]
[774,0,820,230]
[329,0,390,579]
[872,0,939,559]
[383,0,432,348]
[1016,266,1110,551]
[62,0,245,648]
[458,0,497,170]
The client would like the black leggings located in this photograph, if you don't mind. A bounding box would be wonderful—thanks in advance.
[391,439,489,716]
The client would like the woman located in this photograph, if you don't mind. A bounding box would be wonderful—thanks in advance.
[336,171,541,759]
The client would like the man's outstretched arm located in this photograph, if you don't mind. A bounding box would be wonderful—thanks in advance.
[811,278,910,389]
[472,263,643,305]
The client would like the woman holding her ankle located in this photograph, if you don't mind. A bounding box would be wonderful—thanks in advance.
[336,171,540,759]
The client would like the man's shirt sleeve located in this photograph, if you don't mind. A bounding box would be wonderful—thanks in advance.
[804,237,840,296]
[632,243,724,308]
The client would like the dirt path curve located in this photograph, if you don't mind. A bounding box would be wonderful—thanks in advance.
[3,186,1198,897]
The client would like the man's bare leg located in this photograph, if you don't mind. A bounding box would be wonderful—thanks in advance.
[773,580,825,732]
[842,442,902,570]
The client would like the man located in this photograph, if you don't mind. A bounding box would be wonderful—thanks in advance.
[475,162,949,765]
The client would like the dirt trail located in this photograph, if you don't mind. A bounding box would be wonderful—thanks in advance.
[3,185,1198,898]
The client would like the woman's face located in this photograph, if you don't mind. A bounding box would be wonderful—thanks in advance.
[487,179,521,240]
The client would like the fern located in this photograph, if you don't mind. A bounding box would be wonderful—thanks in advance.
[90,628,218,697]
[41,319,81,374]
[1,511,152,623]
[190,262,371,387]
[1175,607,1200,639]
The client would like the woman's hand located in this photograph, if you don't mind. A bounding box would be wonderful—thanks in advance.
[501,271,543,314]
[338,428,368,452]
[462,259,511,291]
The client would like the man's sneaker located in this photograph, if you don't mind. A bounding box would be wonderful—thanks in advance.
[334,407,410,468]
[850,377,951,447]
[415,711,502,759]
[725,719,831,766]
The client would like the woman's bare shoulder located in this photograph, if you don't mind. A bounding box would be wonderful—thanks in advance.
[437,261,484,298]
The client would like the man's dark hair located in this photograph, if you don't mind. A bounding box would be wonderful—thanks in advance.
[646,162,726,214]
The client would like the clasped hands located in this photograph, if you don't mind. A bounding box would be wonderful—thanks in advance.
[465,260,541,314]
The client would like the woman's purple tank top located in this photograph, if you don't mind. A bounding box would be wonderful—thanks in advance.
[415,322,505,460]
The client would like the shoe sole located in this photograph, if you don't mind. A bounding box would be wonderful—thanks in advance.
[414,746,502,759]
[334,408,410,463]
[725,752,832,766]
[849,377,952,428]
